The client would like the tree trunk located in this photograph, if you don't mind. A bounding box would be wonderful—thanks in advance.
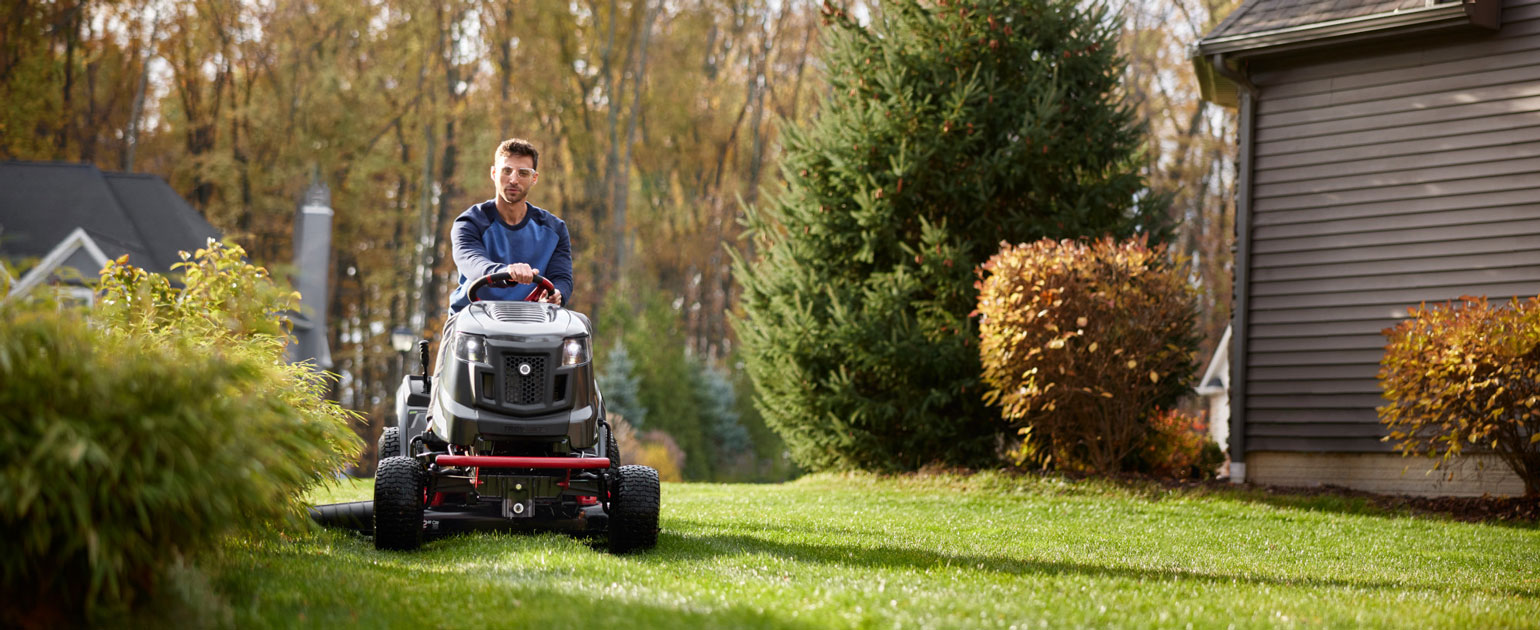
[612,0,658,278]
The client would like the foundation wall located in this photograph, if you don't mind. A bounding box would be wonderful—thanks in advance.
[1247,452,1525,497]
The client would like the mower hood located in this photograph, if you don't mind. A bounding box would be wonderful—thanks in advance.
[455,301,591,339]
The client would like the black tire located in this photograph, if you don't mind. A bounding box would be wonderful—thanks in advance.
[378,426,400,461]
[607,465,660,554]
[373,456,425,551]
[603,424,620,471]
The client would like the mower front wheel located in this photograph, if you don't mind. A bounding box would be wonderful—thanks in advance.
[374,456,426,551]
[607,465,660,554]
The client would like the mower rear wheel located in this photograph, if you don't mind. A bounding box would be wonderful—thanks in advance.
[373,456,426,551]
[607,465,659,554]
[378,426,401,461]
[604,424,620,471]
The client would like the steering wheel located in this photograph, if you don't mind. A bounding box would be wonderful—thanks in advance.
[466,271,556,303]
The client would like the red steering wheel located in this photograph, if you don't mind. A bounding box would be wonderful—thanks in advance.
[466,271,556,303]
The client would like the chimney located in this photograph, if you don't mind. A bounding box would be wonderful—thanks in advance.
[288,173,334,369]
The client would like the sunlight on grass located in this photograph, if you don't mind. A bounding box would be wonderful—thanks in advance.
[209,473,1540,629]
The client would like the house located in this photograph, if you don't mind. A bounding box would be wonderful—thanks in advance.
[0,161,220,300]
[1195,324,1231,453]
[1191,0,1535,496]
[0,161,334,370]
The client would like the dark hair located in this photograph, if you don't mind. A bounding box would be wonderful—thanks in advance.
[495,138,539,170]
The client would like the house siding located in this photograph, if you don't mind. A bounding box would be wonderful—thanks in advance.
[1240,0,1540,455]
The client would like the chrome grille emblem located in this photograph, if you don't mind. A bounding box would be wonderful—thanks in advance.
[518,363,532,376]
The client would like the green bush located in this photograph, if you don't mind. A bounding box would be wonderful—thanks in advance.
[976,237,1198,474]
[1379,295,1540,497]
[0,241,357,622]
[734,0,1165,472]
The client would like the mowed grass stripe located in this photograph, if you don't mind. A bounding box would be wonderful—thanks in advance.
[208,473,1540,629]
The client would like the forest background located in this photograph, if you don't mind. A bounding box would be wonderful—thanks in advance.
[0,0,1238,481]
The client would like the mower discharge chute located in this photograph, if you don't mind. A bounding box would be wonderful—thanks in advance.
[311,272,660,553]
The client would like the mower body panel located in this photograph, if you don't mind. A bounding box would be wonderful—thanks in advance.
[394,375,430,444]
[428,301,602,451]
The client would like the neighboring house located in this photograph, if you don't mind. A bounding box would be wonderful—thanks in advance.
[1191,0,1534,496]
[1195,324,1231,453]
[0,160,334,370]
[0,161,220,301]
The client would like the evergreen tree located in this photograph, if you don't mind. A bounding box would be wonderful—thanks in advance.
[598,341,648,428]
[694,361,752,458]
[734,0,1164,471]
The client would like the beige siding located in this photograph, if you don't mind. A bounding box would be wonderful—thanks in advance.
[1242,0,1540,454]
[1247,452,1525,497]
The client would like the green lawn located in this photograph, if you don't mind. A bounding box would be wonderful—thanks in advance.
[206,473,1540,629]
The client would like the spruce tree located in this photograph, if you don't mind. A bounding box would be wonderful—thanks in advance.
[733,0,1163,471]
[694,361,752,457]
[597,341,648,428]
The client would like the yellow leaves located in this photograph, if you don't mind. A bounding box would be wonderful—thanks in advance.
[1046,338,1065,350]
[1076,316,1088,327]
[1149,370,1160,383]
[1531,434,1540,444]
[1126,359,1137,369]
[1087,342,1099,353]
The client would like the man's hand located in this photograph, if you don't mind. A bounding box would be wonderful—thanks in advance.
[538,288,563,305]
[504,263,538,284]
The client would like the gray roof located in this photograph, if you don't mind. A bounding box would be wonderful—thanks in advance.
[0,161,218,275]
[1207,0,1460,39]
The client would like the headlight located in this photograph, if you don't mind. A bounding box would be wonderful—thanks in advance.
[562,336,591,366]
[454,332,487,364]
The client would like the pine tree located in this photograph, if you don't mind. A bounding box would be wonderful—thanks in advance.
[733,0,1164,471]
[598,341,648,428]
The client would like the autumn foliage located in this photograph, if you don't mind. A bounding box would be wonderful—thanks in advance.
[1378,296,1540,497]
[977,237,1199,474]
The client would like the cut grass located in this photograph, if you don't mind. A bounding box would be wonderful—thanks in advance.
[205,472,1539,629]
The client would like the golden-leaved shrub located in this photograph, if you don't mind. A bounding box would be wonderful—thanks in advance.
[976,237,1199,474]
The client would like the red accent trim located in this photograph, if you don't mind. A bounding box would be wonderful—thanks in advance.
[524,276,556,303]
[435,455,610,469]
[577,495,599,506]
[430,492,445,507]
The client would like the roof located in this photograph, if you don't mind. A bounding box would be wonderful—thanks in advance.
[1206,0,1442,40]
[1191,0,1499,107]
[0,161,219,276]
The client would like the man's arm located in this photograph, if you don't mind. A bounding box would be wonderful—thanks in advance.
[451,212,506,281]
[545,221,574,306]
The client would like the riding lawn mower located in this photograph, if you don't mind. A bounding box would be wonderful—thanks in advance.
[310,272,660,553]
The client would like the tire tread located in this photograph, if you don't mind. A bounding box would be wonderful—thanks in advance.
[608,465,660,554]
[373,456,425,551]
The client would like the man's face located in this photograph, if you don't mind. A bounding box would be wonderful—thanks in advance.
[491,154,538,206]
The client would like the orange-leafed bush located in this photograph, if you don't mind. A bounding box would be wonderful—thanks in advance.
[1379,295,1540,497]
[1129,409,1225,479]
[977,237,1199,474]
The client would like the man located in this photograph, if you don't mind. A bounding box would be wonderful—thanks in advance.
[448,138,573,313]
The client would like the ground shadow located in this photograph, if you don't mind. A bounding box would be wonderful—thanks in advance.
[978,471,1540,530]
[652,519,1540,600]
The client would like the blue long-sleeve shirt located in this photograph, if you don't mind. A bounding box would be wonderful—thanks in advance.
[448,200,573,313]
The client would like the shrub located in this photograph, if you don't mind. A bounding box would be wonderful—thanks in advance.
[1379,295,1540,497]
[0,241,357,622]
[977,237,1199,474]
[609,415,685,482]
[1128,409,1225,480]
[733,0,1167,472]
